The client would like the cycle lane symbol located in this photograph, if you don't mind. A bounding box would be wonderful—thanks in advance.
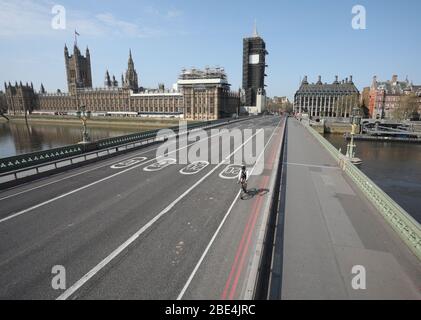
[110,157,148,169]
[219,164,242,180]
[180,161,209,175]
[143,158,176,172]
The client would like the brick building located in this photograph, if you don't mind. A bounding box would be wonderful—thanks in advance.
[369,75,421,119]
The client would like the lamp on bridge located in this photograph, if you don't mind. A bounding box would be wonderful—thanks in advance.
[76,105,91,144]
[346,107,362,165]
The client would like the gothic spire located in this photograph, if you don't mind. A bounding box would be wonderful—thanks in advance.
[105,70,111,87]
[124,50,139,92]
[128,49,134,68]
[252,19,259,37]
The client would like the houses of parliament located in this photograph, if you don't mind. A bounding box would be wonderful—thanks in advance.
[0,43,240,120]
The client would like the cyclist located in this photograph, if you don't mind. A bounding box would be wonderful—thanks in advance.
[238,165,249,194]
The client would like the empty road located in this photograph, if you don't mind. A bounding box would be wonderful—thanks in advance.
[0,116,284,299]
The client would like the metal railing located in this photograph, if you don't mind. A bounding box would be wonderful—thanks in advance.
[0,144,85,173]
[305,122,421,261]
[0,118,236,174]
[0,116,254,186]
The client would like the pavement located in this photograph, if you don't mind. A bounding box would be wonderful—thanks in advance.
[269,118,421,300]
[0,115,284,300]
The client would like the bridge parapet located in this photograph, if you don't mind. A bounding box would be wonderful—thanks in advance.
[0,116,255,188]
[304,122,421,261]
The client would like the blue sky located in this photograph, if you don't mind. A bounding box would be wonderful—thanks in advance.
[0,0,420,100]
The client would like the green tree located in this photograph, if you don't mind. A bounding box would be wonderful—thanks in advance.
[392,93,419,120]
[281,101,294,114]
[0,94,9,121]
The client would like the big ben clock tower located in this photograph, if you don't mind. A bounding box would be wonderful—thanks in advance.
[242,22,268,108]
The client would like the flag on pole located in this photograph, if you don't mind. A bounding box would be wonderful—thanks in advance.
[74,30,80,46]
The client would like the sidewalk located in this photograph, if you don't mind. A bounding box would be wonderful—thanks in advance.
[277,119,420,299]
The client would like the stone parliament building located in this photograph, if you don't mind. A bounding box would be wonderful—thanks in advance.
[2,43,240,120]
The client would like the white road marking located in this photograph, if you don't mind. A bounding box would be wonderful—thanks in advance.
[0,141,169,202]
[110,157,148,169]
[56,129,263,300]
[0,130,228,224]
[143,158,176,172]
[0,118,258,201]
[177,118,282,300]
[180,161,209,175]
[219,164,242,180]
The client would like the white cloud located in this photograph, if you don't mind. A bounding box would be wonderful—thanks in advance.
[95,12,164,38]
[0,0,168,38]
[166,9,183,19]
[0,0,53,37]
[144,5,183,19]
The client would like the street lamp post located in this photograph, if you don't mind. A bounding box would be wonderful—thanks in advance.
[346,106,362,164]
[76,106,91,144]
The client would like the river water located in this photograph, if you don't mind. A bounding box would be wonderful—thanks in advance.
[324,134,421,223]
[0,121,140,158]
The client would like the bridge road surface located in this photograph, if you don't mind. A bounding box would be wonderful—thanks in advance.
[270,118,421,300]
[0,116,284,299]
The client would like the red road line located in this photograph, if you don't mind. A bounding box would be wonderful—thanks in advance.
[222,119,285,300]
[268,120,285,169]
[221,186,261,299]
[228,175,269,299]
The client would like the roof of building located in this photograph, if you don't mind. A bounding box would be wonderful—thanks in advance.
[295,76,359,95]
[371,75,421,95]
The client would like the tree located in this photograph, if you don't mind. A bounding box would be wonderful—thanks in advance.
[281,101,294,114]
[0,94,9,121]
[392,92,419,121]
[267,98,293,114]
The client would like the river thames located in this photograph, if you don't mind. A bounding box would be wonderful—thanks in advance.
[0,121,141,158]
[324,133,421,223]
[0,121,420,223]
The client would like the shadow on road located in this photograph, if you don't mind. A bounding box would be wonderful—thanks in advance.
[240,188,269,200]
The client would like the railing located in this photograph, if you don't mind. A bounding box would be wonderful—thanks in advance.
[0,144,85,173]
[305,122,421,261]
[0,119,227,174]
[0,116,253,186]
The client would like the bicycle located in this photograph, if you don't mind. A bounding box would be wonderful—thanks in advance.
[239,179,248,198]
